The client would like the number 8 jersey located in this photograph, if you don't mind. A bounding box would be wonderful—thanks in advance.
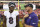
[4,11,19,27]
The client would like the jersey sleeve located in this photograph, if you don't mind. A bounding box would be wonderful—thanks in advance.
[15,11,19,16]
[30,16,38,27]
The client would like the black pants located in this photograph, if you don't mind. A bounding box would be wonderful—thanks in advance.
[15,23,19,27]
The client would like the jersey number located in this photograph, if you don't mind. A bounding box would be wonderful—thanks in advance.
[9,17,13,24]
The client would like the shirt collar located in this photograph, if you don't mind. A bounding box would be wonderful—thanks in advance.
[29,12,34,15]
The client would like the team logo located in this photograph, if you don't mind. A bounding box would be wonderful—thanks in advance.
[29,17,31,19]
[32,23,36,24]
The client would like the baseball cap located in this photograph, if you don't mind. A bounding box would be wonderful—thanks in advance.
[9,2,16,7]
[24,4,33,8]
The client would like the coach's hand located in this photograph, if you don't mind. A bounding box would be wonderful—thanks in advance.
[24,14,29,18]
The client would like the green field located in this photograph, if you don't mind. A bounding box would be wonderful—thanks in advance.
[19,4,25,10]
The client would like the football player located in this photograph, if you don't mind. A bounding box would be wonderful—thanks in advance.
[4,2,19,27]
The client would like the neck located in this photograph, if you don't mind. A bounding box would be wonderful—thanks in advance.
[28,10,33,14]
[9,10,13,13]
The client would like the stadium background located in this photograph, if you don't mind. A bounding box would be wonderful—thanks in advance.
[0,1,40,27]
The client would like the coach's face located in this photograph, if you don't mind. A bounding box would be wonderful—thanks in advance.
[25,6,32,12]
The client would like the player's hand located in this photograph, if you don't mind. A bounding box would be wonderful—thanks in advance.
[22,18,24,24]
[24,24,29,27]
[24,14,29,18]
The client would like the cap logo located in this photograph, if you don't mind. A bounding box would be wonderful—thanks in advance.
[10,4,14,6]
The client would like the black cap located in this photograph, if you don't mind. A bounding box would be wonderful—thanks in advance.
[24,4,33,8]
[9,2,16,7]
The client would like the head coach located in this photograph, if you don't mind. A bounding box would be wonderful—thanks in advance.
[22,4,38,27]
